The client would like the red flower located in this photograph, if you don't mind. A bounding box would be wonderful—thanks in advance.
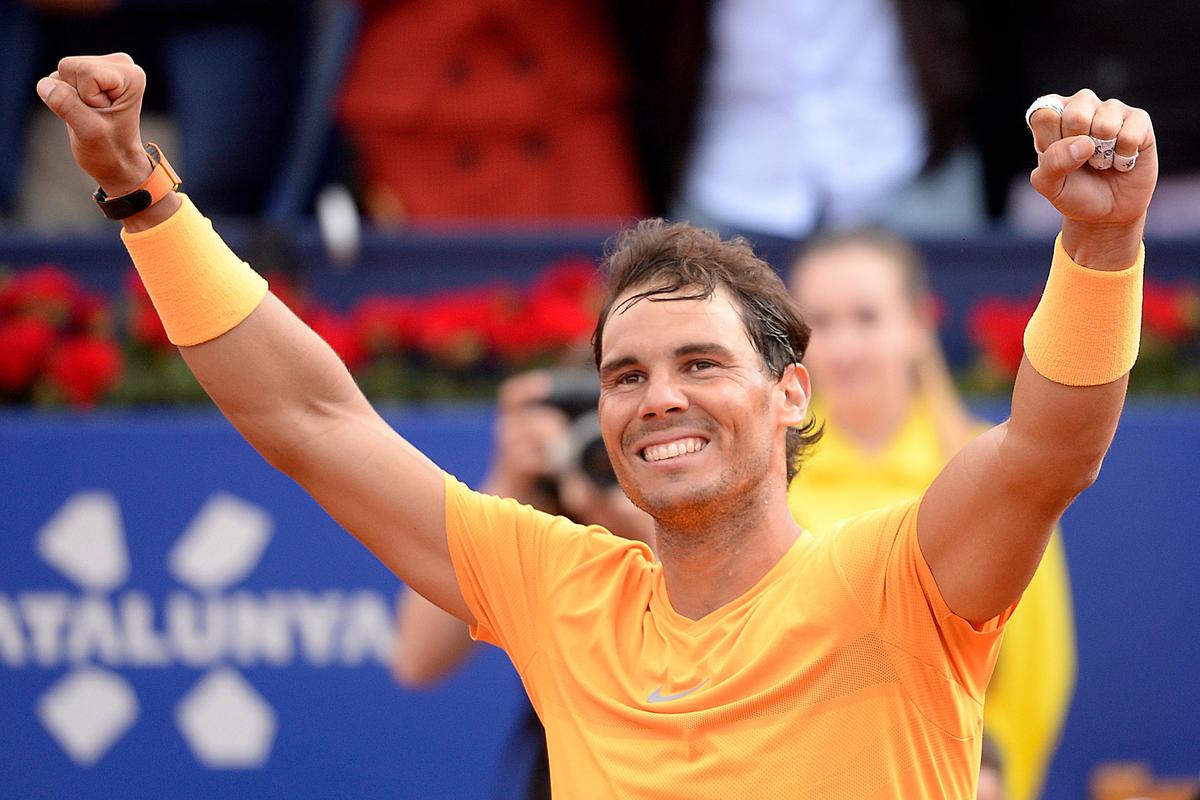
[1142,280,1189,342]
[46,336,124,407]
[967,297,1036,377]
[0,264,82,327]
[304,306,366,370]
[352,295,425,355]
[0,316,57,393]
[266,271,310,318]
[124,271,172,351]
[529,258,602,305]
[418,285,518,367]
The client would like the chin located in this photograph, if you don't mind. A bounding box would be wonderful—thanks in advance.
[634,478,729,524]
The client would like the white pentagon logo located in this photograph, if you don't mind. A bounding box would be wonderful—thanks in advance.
[175,667,277,768]
[35,492,129,592]
[167,492,273,592]
[37,666,138,766]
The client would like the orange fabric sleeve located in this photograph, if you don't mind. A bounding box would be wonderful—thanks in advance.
[831,498,1014,725]
[121,194,268,347]
[442,473,651,671]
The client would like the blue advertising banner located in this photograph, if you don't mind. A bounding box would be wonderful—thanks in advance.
[0,407,526,800]
[1,403,1198,798]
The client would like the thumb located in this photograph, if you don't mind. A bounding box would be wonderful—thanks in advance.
[36,76,101,136]
[1030,135,1094,198]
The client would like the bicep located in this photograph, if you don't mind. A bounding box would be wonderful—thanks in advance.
[285,406,472,622]
[917,423,1059,626]
[919,356,1125,624]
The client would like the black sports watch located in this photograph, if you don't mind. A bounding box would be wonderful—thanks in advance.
[92,142,181,220]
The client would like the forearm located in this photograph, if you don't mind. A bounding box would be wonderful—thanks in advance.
[179,293,373,470]
[1003,219,1142,501]
[122,194,376,470]
[392,587,475,687]
[1003,361,1127,504]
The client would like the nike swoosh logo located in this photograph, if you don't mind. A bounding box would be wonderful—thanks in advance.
[646,680,707,704]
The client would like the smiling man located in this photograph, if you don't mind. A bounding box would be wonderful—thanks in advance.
[37,53,1156,798]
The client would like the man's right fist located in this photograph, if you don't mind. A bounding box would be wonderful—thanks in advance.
[37,53,151,197]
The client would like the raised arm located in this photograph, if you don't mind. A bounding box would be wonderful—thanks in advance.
[918,90,1155,624]
[37,54,470,621]
[391,371,569,686]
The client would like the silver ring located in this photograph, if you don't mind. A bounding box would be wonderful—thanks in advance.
[1089,137,1117,170]
[1113,152,1138,172]
[1025,95,1065,129]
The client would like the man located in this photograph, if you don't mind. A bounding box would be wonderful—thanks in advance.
[36,54,1155,796]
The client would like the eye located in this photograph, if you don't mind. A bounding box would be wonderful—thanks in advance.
[616,371,644,386]
[687,359,717,372]
[854,307,880,326]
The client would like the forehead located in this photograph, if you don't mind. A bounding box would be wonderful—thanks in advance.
[792,244,909,308]
[600,285,756,360]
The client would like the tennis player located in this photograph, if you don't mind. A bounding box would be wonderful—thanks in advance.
[37,55,1155,797]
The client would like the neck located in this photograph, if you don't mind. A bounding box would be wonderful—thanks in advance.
[830,388,913,453]
[655,480,800,620]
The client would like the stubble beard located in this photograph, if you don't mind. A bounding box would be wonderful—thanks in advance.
[621,444,776,556]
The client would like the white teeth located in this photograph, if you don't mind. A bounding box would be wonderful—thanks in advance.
[642,438,706,462]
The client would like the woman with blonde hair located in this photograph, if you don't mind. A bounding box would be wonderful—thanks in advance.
[789,230,1075,800]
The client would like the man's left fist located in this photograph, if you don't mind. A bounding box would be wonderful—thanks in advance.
[1026,89,1157,227]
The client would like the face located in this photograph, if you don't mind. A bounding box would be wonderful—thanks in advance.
[596,286,808,526]
[790,244,926,415]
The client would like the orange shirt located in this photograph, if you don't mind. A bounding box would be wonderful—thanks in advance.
[445,473,1013,798]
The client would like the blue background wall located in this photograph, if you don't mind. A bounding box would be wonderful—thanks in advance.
[0,402,1197,799]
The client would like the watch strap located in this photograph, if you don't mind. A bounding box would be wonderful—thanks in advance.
[93,143,181,220]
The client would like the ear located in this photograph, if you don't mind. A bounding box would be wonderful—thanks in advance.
[776,363,811,427]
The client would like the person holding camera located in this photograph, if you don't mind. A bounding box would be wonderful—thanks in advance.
[392,368,655,799]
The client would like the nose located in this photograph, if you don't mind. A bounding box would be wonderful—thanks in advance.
[637,371,689,420]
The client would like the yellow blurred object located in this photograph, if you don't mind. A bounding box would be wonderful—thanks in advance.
[789,398,1077,800]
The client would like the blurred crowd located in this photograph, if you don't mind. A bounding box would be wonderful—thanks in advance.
[2,0,1198,237]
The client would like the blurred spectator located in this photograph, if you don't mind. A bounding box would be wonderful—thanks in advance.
[391,368,654,800]
[787,229,1076,800]
[970,2,1200,234]
[978,734,1006,800]
[607,1,711,217]
[337,0,646,225]
[0,0,312,227]
[675,0,982,239]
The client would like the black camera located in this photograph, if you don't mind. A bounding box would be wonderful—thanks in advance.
[539,368,618,488]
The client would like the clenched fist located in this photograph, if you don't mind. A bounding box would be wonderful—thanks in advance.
[37,53,152,198]
[1027,90,1157,270]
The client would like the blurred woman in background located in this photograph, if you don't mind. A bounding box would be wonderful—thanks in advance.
[788,229,1075,800]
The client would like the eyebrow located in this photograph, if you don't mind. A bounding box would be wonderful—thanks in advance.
[599,343,738,379]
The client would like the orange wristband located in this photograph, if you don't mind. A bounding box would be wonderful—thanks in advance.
[121,194,268,346]
[1023,233,1143,386]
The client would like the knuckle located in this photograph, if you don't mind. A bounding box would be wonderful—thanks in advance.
[1061,108,1090,129]
[1074,87,1100,101]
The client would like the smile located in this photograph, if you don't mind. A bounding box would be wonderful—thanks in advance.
[641,437,708,463]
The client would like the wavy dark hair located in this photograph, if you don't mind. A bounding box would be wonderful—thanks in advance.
[591,219,822,482]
